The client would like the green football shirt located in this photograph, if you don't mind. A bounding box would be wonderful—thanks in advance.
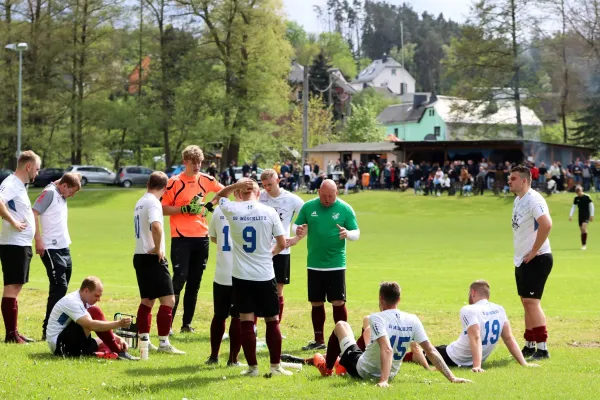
[295,197,359,270]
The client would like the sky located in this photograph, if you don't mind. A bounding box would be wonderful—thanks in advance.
[283,0,473,34]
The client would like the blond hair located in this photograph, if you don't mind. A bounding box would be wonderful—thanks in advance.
[260,169,278,181]
[17,150,41,169]
[470,280,491,298]
[182,145,204,163]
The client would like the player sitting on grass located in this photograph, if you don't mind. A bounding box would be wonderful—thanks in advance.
[46,276,139,360]
[405,280,539,372]
[307,282,472,387]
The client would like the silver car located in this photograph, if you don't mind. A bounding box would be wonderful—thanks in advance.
[116,166,154,188]
[66,165,116,186]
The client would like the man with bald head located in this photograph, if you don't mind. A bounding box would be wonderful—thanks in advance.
[292,179,360,366]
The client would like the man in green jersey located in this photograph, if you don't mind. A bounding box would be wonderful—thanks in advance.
[291,179,359,368]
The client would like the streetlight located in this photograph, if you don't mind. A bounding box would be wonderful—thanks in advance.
[5,42,28,160]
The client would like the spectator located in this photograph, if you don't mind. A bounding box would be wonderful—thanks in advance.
[384,164,392,190]
[251,161,258,174]
[344,174,358,195]
[282,172,295,192]
[280,161,290,176]
[250,171,258,182]
[413,165,423,195]
[476,167,487,196]
[313,162,320,176]
[327,161,334,180]
[440,174,451,195]
[538,162,547,190]
[582,161,592,191]
[530,163,539,189]
[407,160,415,189]
[207,162,218,178]
[594,162,600,192]
[463,174,474,196]
[242,161,251,178]
[228,161,237,184]
[303,162,311,188]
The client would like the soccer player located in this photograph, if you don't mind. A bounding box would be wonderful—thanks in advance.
[205,189,243,366]
[33,172,81,341]
[508,165,553,360]
[406,280,539,371]
[292,179,359,365]
[569,185,594,250]
[161,145,224,333]
[134,172,185,354]
[216,178,291,376]
[311,282,471,386]
[0,150,41,344]
[46,276,138,360]
[259,169,304,324]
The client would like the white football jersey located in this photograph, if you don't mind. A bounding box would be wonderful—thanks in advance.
[259,189,304,255]
[512,189,552,266]
[357,309,428,380]
[218,198,285,281]
[0,174,34,246]
[208,207,234,286]
[33,183,71,249]
[46,290,91,353]
[446,300,508,366]
[134,193,165,255]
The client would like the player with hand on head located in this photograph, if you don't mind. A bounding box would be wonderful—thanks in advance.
[134,172,185,355]
[569,185,594,250]
[508,166,553,360]
[405,280,539,372]
[0,150,41,344]
[259,169,304,326]
[214,178,292,377]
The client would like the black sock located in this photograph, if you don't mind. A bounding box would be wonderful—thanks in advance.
[582,233,587,245]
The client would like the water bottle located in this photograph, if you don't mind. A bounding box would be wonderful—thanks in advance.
[140,336,149,360]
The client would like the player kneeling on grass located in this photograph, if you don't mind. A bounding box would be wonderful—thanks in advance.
[310,282,471,387]
[134,172,184,355]
[405,280,539,372]
[46,276,139,360]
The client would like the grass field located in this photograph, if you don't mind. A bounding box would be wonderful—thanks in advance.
[1,188,599,399]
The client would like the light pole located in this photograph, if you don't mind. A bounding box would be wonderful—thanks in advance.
[5,43,28,160]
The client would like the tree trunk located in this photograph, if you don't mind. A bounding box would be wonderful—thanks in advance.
[76,0,88,164]
[510,0,524,139]
[560,0,569,143]
[159,16,172,167]
[70,0,79,164]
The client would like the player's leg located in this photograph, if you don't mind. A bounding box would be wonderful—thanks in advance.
[262,278,291,375]
[54,320,99,357]
[325,270,348,369]
[227,300,243,366]
[404,342,434,370]
[356,315,370,351]
[273,254,290,323]
[86,306,124,354]
[134,254,155,346]
[580,221,588,249]
[170,238,190,328]
[208,282,230,364]
[233,278,259,376]
[41,249,70,340]
[515,265,536,356]
[522,254,553,359]
[1,245,33,343]
[304,269,327,350]
[181,238,208,332]
[317,320,362,377]
[148,256,181,353]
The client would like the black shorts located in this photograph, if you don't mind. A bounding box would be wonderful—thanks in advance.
[213,282,239,319]
[232,277,279,318]
[273,254,291,285]
[579,216,590,226]
[424,345,457,367]
[133,254,174,300]
[0,245,32,285]
[55,322,98,357]
[339,344,363,378]
[307,269,346,303]
[515,253,553,300]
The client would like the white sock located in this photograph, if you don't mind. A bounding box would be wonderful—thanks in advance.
[537,342,548,351]
[139,333,150,340]
[526,341,536,348]
[159,335,170,346]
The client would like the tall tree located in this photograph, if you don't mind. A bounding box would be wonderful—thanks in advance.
[570,84,600,151]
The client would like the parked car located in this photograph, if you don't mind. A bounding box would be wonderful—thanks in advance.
[116,166,154,188]
[65,165,116,186]
[0,169,13,184]
[33,168,64,187]
[233,167,264,181]
[165,165,185,178]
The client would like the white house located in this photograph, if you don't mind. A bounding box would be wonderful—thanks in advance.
[351,55,416,95]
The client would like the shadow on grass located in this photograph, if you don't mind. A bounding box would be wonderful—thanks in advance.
[27,352,58,361]
[104,373,244,395]
[483,358,514,369]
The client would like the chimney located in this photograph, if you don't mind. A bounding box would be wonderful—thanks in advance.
[414,94,427,108]
[382,53,388,63]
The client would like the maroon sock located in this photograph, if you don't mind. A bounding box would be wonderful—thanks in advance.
[332,304,348,323]
[582,233,588,245]
[325,331,341,369]
[210,316,226,359]
[1,297,17,335]
[87,306,121,353]
[532,325,548,342]
[229,317,242,363]
[241,320,257,366]
[157,305,172,337]
[524,329,535,342]
[312,305,326,344]
[278,296,284,322]
[266,320,282,365]
[136,304,152,335]
[356,328,366,351]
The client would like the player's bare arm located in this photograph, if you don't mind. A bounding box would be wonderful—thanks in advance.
[377,335,394,387]
[210,236,217,244]
[467,324,484,372]
[420,340,472,383]
[272,234,286,256]
[33,209,45,256]
[0,200,27,231]
[501,321,539,368]
[216,179,255,199]
[76,314,131,332]
[295,224,308,239]
[148,221,165,262]
[524,214,552,264]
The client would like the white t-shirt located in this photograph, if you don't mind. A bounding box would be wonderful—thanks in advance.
[259,189,304,255]
[218,198,285,281]
[512,189,552,266]
[33,183,71,249]
[304,165,311,176]
[209,207,234,286]
[0,174,34,246]
[357,309,429,380]
[134,193,165,255]
[446,300,508,366]
[46,290,91,353]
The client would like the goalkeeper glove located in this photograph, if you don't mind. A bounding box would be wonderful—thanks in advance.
[203,202,214,213]
[181,201,203,215]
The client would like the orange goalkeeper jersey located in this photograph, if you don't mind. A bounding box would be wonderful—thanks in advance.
[161,172,224,238]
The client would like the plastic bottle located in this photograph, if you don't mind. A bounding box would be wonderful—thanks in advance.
[140,336,149,360]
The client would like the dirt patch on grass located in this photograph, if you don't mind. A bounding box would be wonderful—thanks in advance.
[568,341,600,348]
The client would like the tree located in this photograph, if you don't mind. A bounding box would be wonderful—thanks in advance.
[318,32,357,78]
[570,82,600,151]
[341,99,385,142]
[308,51,333,102]
[390,43,416,75]
[278,96,337,151]
[352,87,401,115]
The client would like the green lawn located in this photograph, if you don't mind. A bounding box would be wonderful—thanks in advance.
[1,189,599,399]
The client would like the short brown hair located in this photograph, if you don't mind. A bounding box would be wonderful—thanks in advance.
[379,282,401,305]
[470,280,491,298]
[260,169,278,181]
[575,185,583,193]
[511,165,531,182]
[80,276,102,292]
[148,171,168,190]
[182,145,204,163]
[17,150,41,169]
[58,172,82,190]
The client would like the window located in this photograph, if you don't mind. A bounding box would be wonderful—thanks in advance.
[394,128,399,136]
[400,83,407,95]
[429,109,435,117]
[127,167,142,174]
[391,68,397,76]
[434,126,441,136]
